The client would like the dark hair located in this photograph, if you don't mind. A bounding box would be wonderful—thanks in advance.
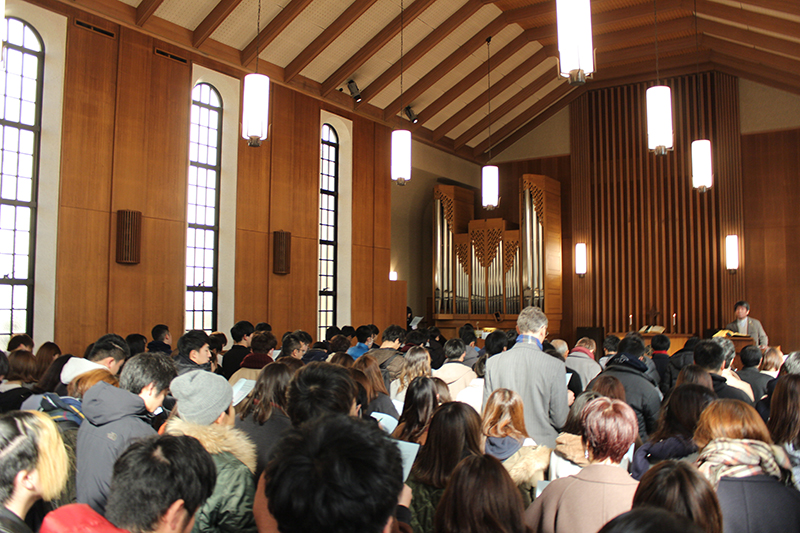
[355,325,372,344]
[293,330,313,346]
[177,330,209,359]
[675,364,713,390]
[34,342,61,383]
[434,454,530,533]
[119,351,177,395]
[633,461,722,533]
[329,351,354,368]
[341,325,356,338]
[432,377,451,403]
[352,354,389,398]
[34,354,74,394]
[562,390,603,435]
[277,357,303,374]
[350,369,371,416]
[768,374,800,448]
[251,331,278,354]
[484,331,508,356]
[151,324,169,342]
[459,325,477,345]
[589,374,627,402]
[412,402,482,489]
[286,362,356,426]
[82,343,94,359]
[693,340,724,371]
[618,336,646,359]
[265,415,403,533]
[405,329,427,346]
[325,326,342,341]
[599,507,704,533]
[329,335,351,354]
[0,352,8,379]
[581,397,638,463]
[740,345,763,368]
[734,300,750,311]
[7,350,38,383]
[603,335,620,353]
[106,434,216,533]
[230,320,255,343]
[255,322,272,332]
[206,333,224,355]
[88,334,130,363]
[369,324,379,337]
[651,334,671,352]
[125,334,147,358]
[382,325,406,344]
[7,333,33,352]
[444,338,466,361]
[648,385,716,443]
[395,377,437,443]
[239,363,292,425]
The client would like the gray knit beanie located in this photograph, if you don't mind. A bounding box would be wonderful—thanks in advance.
[171,370,233,425]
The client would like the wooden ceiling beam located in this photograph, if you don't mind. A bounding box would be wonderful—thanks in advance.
[593,16,695,50]
[688,0,800,41]
[135,0,164,26]
[193,0,245,48]
[284,0,379,83]
[454,71,558,149]
[503,1,554,23]
[383,16,507,120]
[240,0,315,67]
[711,53,800,96]
[597,35,697,67]
[473,81,572,156]
[698,19,800,60]
[415,31,530,127]
[702,34,800,73]
[433,47,553,141]
[358,0,483,104]
[320,0,436,97]
[738,0,798,17]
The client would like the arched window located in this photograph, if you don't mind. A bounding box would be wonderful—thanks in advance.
[318,124,338,340]
[186,83,222,332]
[0,18,44,348]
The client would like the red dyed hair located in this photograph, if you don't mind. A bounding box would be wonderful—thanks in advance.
[581,397,637,463]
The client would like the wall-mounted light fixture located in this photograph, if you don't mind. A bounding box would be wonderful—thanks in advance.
[346,80,362,103]
[725,235,739,272]
[575,243,587,277]
[404,106,418,124]
[556,0,594,85]
[389,271,398,281]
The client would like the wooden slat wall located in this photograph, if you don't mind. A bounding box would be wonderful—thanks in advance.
[570,72,743,337]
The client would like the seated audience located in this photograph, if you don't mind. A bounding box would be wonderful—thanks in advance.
[566,337,602,391]
[589,374,627,401]
[712,337,754,402]
[0,350,38,411]
[328,334,351,355]
[458,325,479,369]
[27,354,74,399]
[166,370,257,532]
[548,390,602,480]
[737,345,772,400]
[631,384,716,480]
[482,388,549,505]
[432,339,476,399]
[660,337,699,393]
[125,334,147,360]
[229,331,277,386]
[366,325,406,388]
[173,330,213,375]
[759,347,783,379]
[41,434,217,533]
[146,324,172,354]
[431,377,451,404]
[301,341,328,364]
[457,330,506,412]
[598,507,704,533]
[408,402,483,533]
[649,335,671,384]
[598,335,620,369]
[33,342,62,385]
[525,397,639,533]
[390,346,431,403]
[767,374,800,490]
[675,364,713,390]
[329,351,354,368]
[756,351,800,422]
[434,454,532,533]
[694,341,752,404]
[694,399,800,532]
[353,354,399,419]
[426,326,446,370]
[58,334,129,394]
[392,376,437,445]
[6,334,33,353]
[632,460,723,533]
[221,321,254,379]
[347,325,374,360]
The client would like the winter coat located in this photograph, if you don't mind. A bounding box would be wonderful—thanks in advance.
[146,340,172,355]
[736,367,772,401]
[432,361,477,399]
[456,377,483,414]
[235,409,291,478]
[590,360,662,440]
[783,442,800,491]
[221,345,251,380]
[174,353,213,376]
[485,437,550,506]
[165,417,258,533]
[76,382,155,514]
[40,504,125,533]
[548,432,589,480]
[630,435,697,480]
[566,348,602,390]
[406,475,444,533]
[660,347,694,394]
[711,373,753,404]
[0,506,32,533]
[716,475,800,533]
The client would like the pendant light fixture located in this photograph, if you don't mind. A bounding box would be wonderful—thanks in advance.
[481,36,499,209]
[391,0,411,186]
[646,0,673,155]
[556,0,594,85]
[242,0,270,147]
[690,0,712,191]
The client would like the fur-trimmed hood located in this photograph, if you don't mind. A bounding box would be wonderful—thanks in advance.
[165,417,257,474]
[503,444,551,485]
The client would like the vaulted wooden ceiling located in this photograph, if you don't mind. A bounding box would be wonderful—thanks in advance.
[37,0,800,162]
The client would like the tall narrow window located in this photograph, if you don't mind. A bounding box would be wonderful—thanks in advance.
[186,83,222,332]
[318,124,338,341]
[0,18,44,348]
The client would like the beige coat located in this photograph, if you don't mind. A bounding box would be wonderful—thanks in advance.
[432,362,477,400]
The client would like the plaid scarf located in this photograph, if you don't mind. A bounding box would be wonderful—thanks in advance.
[697,438,795,488]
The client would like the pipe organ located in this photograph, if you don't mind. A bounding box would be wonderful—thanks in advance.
[433,175,562,334]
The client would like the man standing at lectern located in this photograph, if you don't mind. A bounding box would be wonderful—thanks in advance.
[725,300,769,348]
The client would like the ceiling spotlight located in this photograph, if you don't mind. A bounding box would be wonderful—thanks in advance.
[404,106,418,124]
[346,80,362,103]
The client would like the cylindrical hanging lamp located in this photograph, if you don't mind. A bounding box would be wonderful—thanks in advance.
[242,73,270,147]
[556,0,594,85]
[691,139,713,191]
[646,85,673,155]
[391,129,411,185]
[482,166,499,209]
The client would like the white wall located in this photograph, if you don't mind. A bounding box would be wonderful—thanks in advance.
[739,79,800,134]
[490,107,571,163]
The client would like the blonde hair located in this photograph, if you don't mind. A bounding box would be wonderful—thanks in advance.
[482,388,529,441]
[397,346,431,393]
[67,368,119,399]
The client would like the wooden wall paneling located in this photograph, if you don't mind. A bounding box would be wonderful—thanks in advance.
[268,85,297,235]
[389,280,407,329]
[236,136,272,234]
[372,124,391,247]
[290,92,322,241]
[351,118,375,248]
[351,244,375,328]
[234,229,270,323]
[372,247,391,330]
[569,97,591,336]
[267,235,318,339]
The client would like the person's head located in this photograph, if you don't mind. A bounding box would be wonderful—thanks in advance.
[325,326,341,341]
[434,454,529,533]
[711,337,735,369]
[458,325,477,346]
[482,388,529,441]
[412,402,483,489]
[293,330,313,353]
[432,377,451,404]
[405,329,427,347]
[0,352,8,381]
[505,329,517,348]
[633,461,723,533]
[352,354,389,397]
[177,330,211,365]
[649,384,716,443]
[739,345,763,369]
[369,324,379,339]
[561,390,603,435]
[693,340,724,373]
[125,334,147,358]
[67,368,119,399]
[617,336,646,359]
[599,507,704,533]
[574,337,597,354]
[781,351,800,376]
[266,415,403,533]
[355,325,373,345]
[239,362,292,424]
[34,341,61,366]
[675,364,713,390]
[398,346,431,391]
[171,370,234,426]
[209,332,228,352]
[277,356,303,374]
[286,362,357,425]
[255,322,272,333]
[0,410,69,508]
[105,434,216,533]
[281,334,304,360]
[88,334,130,375]
[603,335,620,355]
[251,331,278,355]
[329,335,351,354]
[694,399,772,450]
[443,338,466,362]
[35,354,74,394]
[516,306,547,337]
[151,324,170,344]
[768,374,800,448]
[329,351,354,368]
[733,300,750,320]
[7,350,39,383]
[395,377,437,443]
[349,369,371,417]
[651,334,670,352]
[551,339,568,358]
[381,325,405,347]
[484,331,508,356]
[581,397,638,464]
[760,347,783,372]
[230,320,255,345]
[341,325,356,339]
[6,333,33,352]
[120,352,178,412]
[589,374,627,401]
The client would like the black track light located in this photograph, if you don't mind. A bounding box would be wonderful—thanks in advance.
[404,105,418,124]
[346,80,362,103]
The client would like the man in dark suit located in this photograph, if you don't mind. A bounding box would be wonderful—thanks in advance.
[736,345,773,401]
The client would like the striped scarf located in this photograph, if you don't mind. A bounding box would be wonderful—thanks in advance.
[696,438,795,488]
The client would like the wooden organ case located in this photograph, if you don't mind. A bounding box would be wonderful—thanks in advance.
[432,174,562,337]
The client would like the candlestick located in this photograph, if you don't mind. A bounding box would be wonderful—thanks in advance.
[672,313,676,328]
[629,314,632,328]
